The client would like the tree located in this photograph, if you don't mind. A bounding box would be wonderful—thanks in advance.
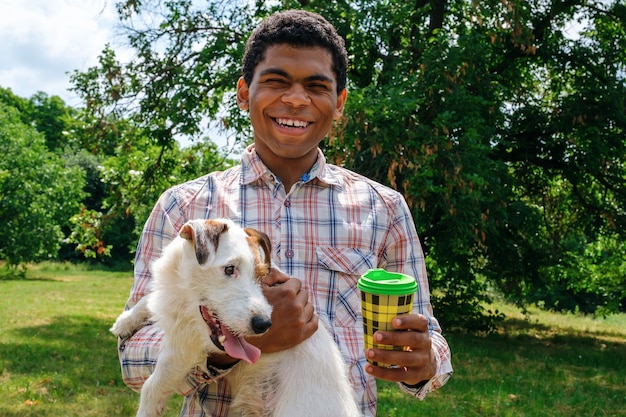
[0,103,85,268]
[0,89,80,152]
[70,0,626,328]
[64,112,234,263]
[28,92,79,151]
[326,0,626,323]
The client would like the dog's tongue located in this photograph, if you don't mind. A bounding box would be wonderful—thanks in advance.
[221,324,261,364]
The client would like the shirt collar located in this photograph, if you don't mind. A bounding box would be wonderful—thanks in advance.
[240,144,341,188]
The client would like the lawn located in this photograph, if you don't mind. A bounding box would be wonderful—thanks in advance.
[1,263,625,416]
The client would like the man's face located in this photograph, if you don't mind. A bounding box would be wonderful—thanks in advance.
[237,44,346,166]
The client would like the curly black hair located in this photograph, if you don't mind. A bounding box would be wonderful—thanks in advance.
[242,10,348,93]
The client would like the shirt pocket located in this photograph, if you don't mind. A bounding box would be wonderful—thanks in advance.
[316,247,378,328]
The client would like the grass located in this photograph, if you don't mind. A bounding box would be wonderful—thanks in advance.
[0,262,181,417]
[1,263,625,416]
[376,303,626,416]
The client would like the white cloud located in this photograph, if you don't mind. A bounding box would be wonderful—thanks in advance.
[0,0,118,105]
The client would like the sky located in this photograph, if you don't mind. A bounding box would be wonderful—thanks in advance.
[0,0,120,107]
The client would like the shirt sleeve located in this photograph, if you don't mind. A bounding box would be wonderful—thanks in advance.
[385,194,453,398]
[115,187,230,395]
[398,331,453,399]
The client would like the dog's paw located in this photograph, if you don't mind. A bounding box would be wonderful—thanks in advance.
[110,310,143,338]
[110,298,153,338]
[110,316,131,338]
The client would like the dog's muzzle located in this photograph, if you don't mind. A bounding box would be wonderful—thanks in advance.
[199,305,270,364]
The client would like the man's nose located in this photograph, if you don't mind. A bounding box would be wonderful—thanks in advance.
[281,83,311,107]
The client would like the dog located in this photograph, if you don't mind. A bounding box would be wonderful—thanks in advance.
[111,218,360,417]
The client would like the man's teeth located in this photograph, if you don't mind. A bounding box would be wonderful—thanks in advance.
[218,335,226,344]
[276,118,309,128]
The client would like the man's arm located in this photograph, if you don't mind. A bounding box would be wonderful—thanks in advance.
[369,194,453,398]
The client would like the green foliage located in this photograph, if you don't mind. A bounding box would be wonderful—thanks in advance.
[66,207,113,259]
[0,85,235,264]
[70,1,254,149]
[65,0,626,327]
[0,104,86,267]
[93,129,234,254]
[28,92,79,151]
[0,88,80,151]
[324,0,626,323]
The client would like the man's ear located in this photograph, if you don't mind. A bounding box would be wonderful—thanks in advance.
[237,77,249,111]
[334,88,347,120]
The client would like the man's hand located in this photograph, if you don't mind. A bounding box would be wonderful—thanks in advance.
[365,314,437,386]
[247,268,318,353]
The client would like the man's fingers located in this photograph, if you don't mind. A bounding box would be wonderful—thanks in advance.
[391,314,429,331]
[261,268,292,286]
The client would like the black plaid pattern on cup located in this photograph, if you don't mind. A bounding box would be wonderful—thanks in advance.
[360,291,413,367]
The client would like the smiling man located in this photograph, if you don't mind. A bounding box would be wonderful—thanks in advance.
[237,43,346,192]
[115,9,452,416]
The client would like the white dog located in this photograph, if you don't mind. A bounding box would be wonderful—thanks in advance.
[111,218,360,417]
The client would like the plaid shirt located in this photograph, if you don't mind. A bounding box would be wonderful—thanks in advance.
[119,145,452,416]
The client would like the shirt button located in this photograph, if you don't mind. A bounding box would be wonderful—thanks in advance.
[285,249,294,258]
[284,199,291,208]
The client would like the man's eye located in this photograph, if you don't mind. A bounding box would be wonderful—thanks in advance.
[309,84,330,91]
[264,78,287,86]
[224,265,236,276]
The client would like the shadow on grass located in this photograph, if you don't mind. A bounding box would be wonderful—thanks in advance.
[502,315,626,341]
[0,260,133,282]
[441,321,626,415]
[0,314,181,417]
[0,275,58,282]
[0,315,123,397]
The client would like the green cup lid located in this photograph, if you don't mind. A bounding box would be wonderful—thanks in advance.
[357,269,417,295]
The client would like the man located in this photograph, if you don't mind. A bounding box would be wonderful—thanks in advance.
[117,9,452,416]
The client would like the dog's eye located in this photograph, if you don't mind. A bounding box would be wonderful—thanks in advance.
[224,265,236,276]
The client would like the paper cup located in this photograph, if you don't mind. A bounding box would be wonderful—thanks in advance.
[358,269,417,367]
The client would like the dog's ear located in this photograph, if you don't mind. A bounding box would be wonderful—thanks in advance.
[180,220,229,265]
[244,228,272,278]
[244,228,272,265]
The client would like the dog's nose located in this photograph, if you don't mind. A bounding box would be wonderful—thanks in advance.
[251,316,272,334]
